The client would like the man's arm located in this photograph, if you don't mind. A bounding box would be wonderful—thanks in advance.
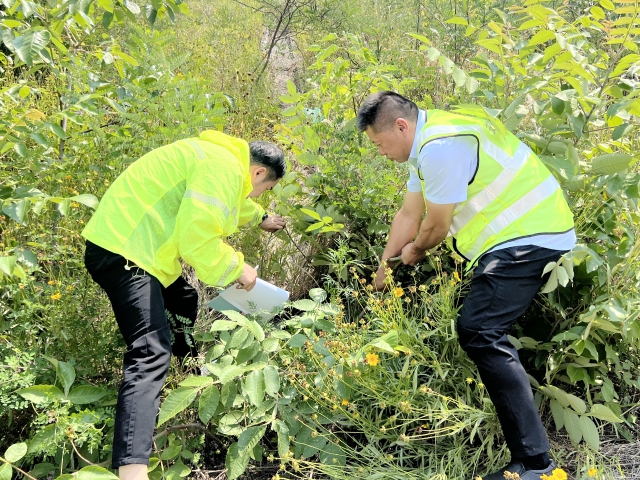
[374,191,425,289]
[400,200,454,265]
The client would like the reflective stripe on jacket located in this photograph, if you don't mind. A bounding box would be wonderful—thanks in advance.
[82,130,265,287]
[411,109,574,266]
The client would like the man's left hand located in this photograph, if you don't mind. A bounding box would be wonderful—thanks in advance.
[401,242,426,266]
[259,214,286,232]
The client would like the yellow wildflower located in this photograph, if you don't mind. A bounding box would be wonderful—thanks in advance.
[552,469,567,480]
[366,352,380,367]
[71,202,79,208]
[392,287,404,298]
[466,377,473,384]
[453,271,461,282]
[588,468,597,477]
[51,293,62,300]
[66,285,73,291]
[48,280,56,285]
[341,399,349,406]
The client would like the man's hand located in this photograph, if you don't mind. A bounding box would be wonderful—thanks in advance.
[401,242,426,266]
[373,265,387,291]
[236,264,258,291]
[259,214,286,232]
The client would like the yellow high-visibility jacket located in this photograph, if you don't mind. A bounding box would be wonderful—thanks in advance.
[82,130,265,287]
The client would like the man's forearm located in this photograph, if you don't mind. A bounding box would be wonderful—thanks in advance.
[380,210,421,265]
[413,217,449,252]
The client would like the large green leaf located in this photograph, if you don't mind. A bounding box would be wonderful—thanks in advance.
[273,420,289,457]
[179,376,213,388]
[245,370,265,407]
[0,464,12,480]
[564,409,583,444]
[587,404,622,423]
[17,385,64,404]
[12,30,51,65]
[198,385,220,425]
[238,425,267,453]
[263,365,280,397]
[157,387,198,426]
[56,361,75,397]
[580,416,600,451]
[2,198,31,224]
[76,466,119,480]
[4,442,27,463]
[591,153,633,175]
[67,386,108,405]
[319,441,346,467]
[70,194,99,210]
[225,443,250,480]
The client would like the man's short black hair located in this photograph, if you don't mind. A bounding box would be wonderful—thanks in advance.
[356,91,419,133]
[249,141,286,181]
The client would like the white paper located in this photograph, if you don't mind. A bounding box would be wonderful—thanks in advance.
[212,278,289,320]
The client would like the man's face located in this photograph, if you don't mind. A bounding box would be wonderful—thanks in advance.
[365,118,414,163]
[249,178,279,198]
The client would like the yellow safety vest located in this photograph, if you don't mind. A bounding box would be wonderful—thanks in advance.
[411,110,574,266]
[82,130,265,287]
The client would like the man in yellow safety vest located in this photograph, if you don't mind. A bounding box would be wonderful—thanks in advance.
[82,130,286,480]
[357,91,575,480]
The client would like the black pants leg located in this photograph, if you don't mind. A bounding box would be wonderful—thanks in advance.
[456,246,566,458]
[84,241,198,468]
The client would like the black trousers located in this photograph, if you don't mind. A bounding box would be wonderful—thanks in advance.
[84,241,198,468]
[457,245,566,458]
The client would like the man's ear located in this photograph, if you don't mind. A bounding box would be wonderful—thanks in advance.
[253,166,268,179]
[396,117,409,133]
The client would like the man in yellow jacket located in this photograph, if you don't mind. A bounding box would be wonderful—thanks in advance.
[357,92,575,480]
[82,130,286,480]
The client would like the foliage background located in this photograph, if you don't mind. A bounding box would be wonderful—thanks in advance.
[1,0,640,478]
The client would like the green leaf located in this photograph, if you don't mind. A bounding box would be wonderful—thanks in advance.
[67,386,108,405]
[263,365,280,397]
[13,30,51,66]
[292,299,317,311]
[319,441,346,466]
[612,124,633,141]
[587,404,622,423]
[287,333,308,348]
[245,370,265,407]
[550,399,565,431]
[262,337,280,353]
[286,79,297,96]
[70,194,99,210]
[160,444,182,461]
[29,463,55,478]
[198,385,220,425]
[591,153,633,175]
[211,320,238,331]
[445,16,468,25]
[225,443,250,480]
[0,464,12,480]
[17,385,64,404]
[56,361,75,397]
[5,442,27,463]
[123,0,140,14]
[98,0,114,12]
[179,376,213,388]
[238,425,267,453]
[566,393,587,414]
[580,416,600,451]
[157,387,198,426]
[208,364,244,384]
[76,466,119,480]
[2,198,31,224]
[300,207,321,221]
[564,408,583,444]
[46,122,66,139]
[273,420,290,457]
[309,288,327,302]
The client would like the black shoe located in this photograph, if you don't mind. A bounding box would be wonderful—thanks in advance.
[481,460,556,480]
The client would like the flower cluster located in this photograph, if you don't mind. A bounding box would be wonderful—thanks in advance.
[541,468,568,480]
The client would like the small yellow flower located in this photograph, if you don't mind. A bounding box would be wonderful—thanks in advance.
[588,468,597,477]
[341,399,349,406]
[552,469,567,480]
[51,293,62,300]
[66,285,73,291]
[392,287,404,298]
[478,383,485,388]
[48,280,56,285]
[466,377,473,384]
[71,202,79,208]
[453,271,461,282]
[366,352,380,367]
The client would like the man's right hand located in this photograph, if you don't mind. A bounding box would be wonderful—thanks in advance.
[236,264,258,291]
[373,264,387,291]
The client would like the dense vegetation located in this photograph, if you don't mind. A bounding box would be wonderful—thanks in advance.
[1,0,639,478]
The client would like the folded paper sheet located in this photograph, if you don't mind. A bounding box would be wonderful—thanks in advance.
[206,278,289,320]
